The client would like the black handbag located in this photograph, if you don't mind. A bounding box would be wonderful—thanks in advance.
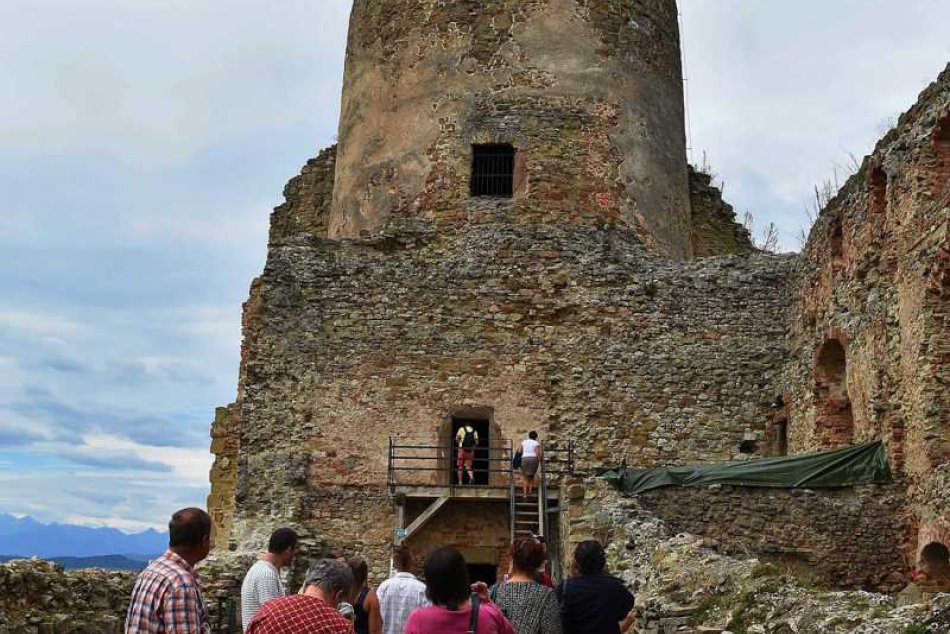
[512,449,523,470]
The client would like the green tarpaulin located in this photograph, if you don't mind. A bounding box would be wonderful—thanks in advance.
[601,442,892,494]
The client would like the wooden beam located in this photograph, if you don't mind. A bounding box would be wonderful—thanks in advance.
[400,496,451,544]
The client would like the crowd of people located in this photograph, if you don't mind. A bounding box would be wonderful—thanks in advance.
[124,508,636,634]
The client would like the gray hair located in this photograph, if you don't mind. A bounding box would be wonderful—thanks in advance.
[304,559,354,594]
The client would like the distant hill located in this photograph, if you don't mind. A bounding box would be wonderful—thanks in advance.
[0,514,166,559]
[0,554,150,571]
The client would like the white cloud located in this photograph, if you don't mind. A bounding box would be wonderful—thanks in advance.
[80,434,213,483]
[0,0,351,166]
[682,0,950,249]
[0,311,85,338]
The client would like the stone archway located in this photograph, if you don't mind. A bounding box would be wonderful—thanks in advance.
[815,339,854,447]
[919,542,950,586]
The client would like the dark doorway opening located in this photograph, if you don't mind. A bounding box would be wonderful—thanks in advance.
[775,419,788,456]
[467,563,498,587]
[452,417,490,485]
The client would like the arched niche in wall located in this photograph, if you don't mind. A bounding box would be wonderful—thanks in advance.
[932,109,950,194]
[828,215,844,262]
[867,161,887,215]
[814,339,854,447]
[918,541,950,586]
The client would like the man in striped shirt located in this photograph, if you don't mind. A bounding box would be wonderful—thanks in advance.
[125,508,212,634]
[241,528,299,629]
[377,546,428,634]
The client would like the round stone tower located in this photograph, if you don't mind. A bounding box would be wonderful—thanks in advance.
[329,0,692,259]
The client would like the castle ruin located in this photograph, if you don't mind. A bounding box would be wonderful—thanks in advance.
[207,0,950,601]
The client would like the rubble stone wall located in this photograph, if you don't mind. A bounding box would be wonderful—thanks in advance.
[688,166,755,257]
[788,65,950,554]
[636,484,911,591]
[330,0,692,258]
[269,145,337,244]
[212,213,794,580]
[0,560,133,634]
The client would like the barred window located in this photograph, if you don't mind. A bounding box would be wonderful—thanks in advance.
[471,144,515,197]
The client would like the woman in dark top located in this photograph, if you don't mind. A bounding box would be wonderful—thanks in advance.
[494,538,561,634]
[556,541,635,634]
[348,556,383,634]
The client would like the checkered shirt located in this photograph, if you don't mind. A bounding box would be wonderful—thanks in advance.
[125,550,210,634]
[246,595,355,634]
[377,572,429,634]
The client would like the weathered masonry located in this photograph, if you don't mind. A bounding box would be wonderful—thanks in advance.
[206,0,949,601]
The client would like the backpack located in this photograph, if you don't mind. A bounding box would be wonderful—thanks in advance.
[460,426,477,449]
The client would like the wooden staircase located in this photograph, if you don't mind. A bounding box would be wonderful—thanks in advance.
[512,490,542,538]
[509,444,550,541]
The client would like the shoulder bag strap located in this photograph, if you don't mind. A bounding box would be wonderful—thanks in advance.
[467,593,481,634]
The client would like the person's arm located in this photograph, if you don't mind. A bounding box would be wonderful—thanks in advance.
[614,583,636,634]
[367,589,383,634]
[618,608,635,633]
[471,581,491,603]
[537,442,544,461]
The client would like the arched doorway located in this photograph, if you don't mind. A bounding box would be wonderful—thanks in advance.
[919,542,950,585]
[815,339,854,446]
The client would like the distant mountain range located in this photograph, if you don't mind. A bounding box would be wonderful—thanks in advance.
[0,554,150,571]
[0,514,166,560]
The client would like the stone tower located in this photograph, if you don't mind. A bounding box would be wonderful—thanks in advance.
[329,0,693,258]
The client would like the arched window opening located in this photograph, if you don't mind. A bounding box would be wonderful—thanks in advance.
[933,112,950,193]
[868,162,887,215]
[774,419,789,457]
[829,216,844,259]
[815,339,854,446]
[918,542,950,586]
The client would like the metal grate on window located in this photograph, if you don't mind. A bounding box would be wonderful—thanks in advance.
[471,144,515,197]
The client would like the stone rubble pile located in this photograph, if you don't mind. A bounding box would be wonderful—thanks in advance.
[0,559,133,634]
[593,495,950,634]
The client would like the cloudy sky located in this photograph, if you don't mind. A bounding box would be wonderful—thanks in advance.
[0,0,947,532]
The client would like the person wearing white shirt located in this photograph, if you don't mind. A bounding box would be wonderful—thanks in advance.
[519,431,544,496]
[377,545,429,634]
[241,528,298,630]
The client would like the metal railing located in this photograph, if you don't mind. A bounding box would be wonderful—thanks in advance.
[387,436,574,492]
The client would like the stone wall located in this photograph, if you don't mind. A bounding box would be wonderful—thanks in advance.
[688,166,755,257]
[211,208,795,579]
[584,488,950,634]
[635,484,911,591]
[330,0,692,258]
[208,403,240,548]
[269,145,336,244]
[787,64,950,555]
[0,560,133,634]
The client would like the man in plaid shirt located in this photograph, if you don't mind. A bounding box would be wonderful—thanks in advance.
[247,559,355,634]
[126,508,212,633]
